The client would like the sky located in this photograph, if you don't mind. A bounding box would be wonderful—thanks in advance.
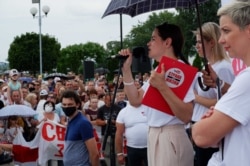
[0,0,230,63]
[0,0,160,63]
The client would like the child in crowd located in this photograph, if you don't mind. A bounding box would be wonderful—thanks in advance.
[7,69,23,105]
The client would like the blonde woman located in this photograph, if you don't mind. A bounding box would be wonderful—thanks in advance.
[192,1,250,165]
[24,93,38,109]
[191,22,235,165]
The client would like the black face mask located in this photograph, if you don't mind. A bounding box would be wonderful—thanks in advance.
[29,87,35,92]
[62,106,77,117]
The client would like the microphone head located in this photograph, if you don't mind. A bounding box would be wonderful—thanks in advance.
[132,46,147,59]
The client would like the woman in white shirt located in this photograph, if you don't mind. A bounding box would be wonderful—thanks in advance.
[191,22,235,166]
[119,23,195,166]
[192,1,250,166]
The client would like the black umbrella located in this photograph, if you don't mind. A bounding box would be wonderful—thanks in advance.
[102,0,145,18]
[103,0,209,17]
[44,73,68,80]
[103,0,211,91]
[113,68,121,74]
[95,67,110,75]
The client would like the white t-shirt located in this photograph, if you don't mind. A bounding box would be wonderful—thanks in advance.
[83,100,104,110]
[208,67,250,166]
[36,99,46,114]
[192,59,235,121]
[116,104,148,148]
[37,112,60,124]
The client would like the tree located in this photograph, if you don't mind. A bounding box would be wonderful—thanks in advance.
[125,11,177,48]
[176,0,221,67]
[8,32,60,75]
[57,42,107,74]
[105,41,124,80]
[121,0,221,69]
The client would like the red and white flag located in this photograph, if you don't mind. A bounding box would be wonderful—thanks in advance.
[12,128,39,166]
[12,121,66,166]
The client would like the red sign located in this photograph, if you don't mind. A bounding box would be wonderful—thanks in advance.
[142,56,198,116]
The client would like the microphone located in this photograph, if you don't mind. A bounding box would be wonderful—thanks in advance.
[106,46,146,60]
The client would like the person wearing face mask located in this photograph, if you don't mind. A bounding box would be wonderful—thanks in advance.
[36,102,61,166]
[61,90,99,166]
[28,82,35,93]
[36,101,60,126]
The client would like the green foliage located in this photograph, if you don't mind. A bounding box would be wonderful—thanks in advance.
[192,54,203,70]
[7,0,221,80]
[57,42,107,74]
[121,0,221,69]
[125,11,177,48]
[176,0,221,65]
[8,32,60,75]
[105,41,123,79]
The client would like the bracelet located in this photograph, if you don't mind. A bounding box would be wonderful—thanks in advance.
[123,80,134,86]
[117,153,124,156]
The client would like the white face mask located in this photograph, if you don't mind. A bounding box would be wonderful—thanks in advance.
[0,128,4,134]
[44,105,53,113]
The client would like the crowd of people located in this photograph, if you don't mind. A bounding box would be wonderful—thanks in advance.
[0,0,249,166]
[0,66,148,166]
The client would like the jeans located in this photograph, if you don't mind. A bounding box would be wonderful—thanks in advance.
[126,146,147,166]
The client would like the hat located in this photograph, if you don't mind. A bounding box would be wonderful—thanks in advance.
[9,69,18,77]
[54,77,60,83]
[40,89,48,96]
[0,79,4,83]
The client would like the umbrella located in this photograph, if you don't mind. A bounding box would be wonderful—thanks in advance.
[103,0,210,91]
[102,0,209,17]
[0,105,37,118]
[44,73,68,80]
[19,77,33,83]
[113,69,120,74]
[102,0,144,18]
[95,67,110,75]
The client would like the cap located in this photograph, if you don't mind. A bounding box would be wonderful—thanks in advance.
[40,89,48,96]
[9,69,19,77]
[54,77,61,83]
